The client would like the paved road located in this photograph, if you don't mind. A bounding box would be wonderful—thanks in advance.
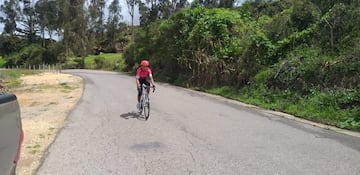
[37,70,360,175]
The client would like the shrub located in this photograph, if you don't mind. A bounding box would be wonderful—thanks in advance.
[94,56,105,69]
[0,57,6,67]
[4,44,45,66]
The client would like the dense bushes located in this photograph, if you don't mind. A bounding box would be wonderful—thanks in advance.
[0,57,6,67]
[125,8,258,86]
[61,53,124,71]
[0,36,66,67]
[124,3,360,130]
[5,44,45,66]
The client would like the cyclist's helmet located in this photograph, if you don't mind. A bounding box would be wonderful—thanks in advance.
[140,60,149,67]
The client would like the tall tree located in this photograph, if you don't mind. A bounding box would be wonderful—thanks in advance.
[290,0,320,31]
[138,1,148,26]
[126,0,137,42]
[0,0,20,35]
[88,0,106,42]
[19,0,37,43]
[194,0,218,8]
[61,0,89,66]
[219,0,235,8]
[158,0,187,18]
[138,0,183,25]
[139,0,160,25]
[106,0,123,51]
[191,0,235,8]
[35,0,59,46]
[171,0,187,10]
[35,0,48,46]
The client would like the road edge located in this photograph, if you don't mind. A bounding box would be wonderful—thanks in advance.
[169,83,360,138]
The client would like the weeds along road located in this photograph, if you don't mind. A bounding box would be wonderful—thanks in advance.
[37,69,360,175]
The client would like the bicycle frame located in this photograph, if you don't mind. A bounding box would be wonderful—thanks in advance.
[139,84,151,119]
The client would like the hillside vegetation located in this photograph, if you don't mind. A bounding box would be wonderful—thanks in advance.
[124,1,360,130]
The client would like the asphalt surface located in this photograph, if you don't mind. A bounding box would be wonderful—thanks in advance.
[37,69,360,175]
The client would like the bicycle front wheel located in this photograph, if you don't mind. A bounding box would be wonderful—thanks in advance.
[143,96,150,120]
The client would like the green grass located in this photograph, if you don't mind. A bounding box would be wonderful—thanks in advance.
[27,144,41,154]
[63,53,125,71]
[0,56,5,67]
[84,53,125,71]
[0,69,40,89]
[204,85,360,131]
[59,82,78,93]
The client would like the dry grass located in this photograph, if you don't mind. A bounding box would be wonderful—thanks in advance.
[13,72,83,175]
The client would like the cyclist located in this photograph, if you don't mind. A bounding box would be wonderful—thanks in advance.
[136,60,156,110]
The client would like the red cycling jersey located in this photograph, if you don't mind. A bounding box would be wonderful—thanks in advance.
[136,67,152,79]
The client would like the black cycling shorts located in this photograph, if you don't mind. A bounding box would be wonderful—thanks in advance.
[138,78,150,96]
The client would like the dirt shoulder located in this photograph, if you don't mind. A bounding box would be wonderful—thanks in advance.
[13,72,83,175]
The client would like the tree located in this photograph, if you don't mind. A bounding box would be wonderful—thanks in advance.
[138,0,159,26]
[0,0,20,36]
[105,0,124,52]
[88,0,106,42]
[171,0,188,10]
[126,0,137,42]
[19,0,37,43]
[35,0,59,47]
[199,0,218,8]
[319,3,357,53]
[138,1,148,26]
[219,0,236,8]
[60,0,89,67]
[191,0,235,8]
[138,0,187,26]
[158,0,188,18]
[107,0,123,29]
[290,0,320,31]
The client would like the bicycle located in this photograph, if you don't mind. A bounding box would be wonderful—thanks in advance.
[138,84,155,120]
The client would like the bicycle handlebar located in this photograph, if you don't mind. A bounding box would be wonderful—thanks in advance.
[141,84,156,93]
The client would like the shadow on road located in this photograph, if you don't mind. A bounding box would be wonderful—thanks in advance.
[120,112,146,120]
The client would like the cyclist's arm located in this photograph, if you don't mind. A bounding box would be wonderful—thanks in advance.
[136,69,141,88]
[149,75,155,87]
[136,78,140,88]
[148,69,155,87]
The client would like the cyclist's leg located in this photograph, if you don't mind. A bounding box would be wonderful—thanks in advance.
[145,80,151,94]
[138,79,146,102]
[137,87,141,103]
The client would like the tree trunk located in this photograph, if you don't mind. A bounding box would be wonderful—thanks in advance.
[325,19,334,53]
[42,28,45,48]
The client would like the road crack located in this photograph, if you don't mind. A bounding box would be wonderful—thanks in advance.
[186,149,196,175]
[144,155,150,175]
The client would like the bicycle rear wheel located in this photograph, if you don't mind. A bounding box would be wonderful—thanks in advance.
[143,95,150,120]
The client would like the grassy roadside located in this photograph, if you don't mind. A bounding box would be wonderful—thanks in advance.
[0,56,5,67]
[84,53,125,70]
[0,70,40,89]
[1,53,124,90]
[63,53,125,71]
[204,85,360,132]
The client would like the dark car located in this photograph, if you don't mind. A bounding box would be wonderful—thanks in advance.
[0,93,24,175]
